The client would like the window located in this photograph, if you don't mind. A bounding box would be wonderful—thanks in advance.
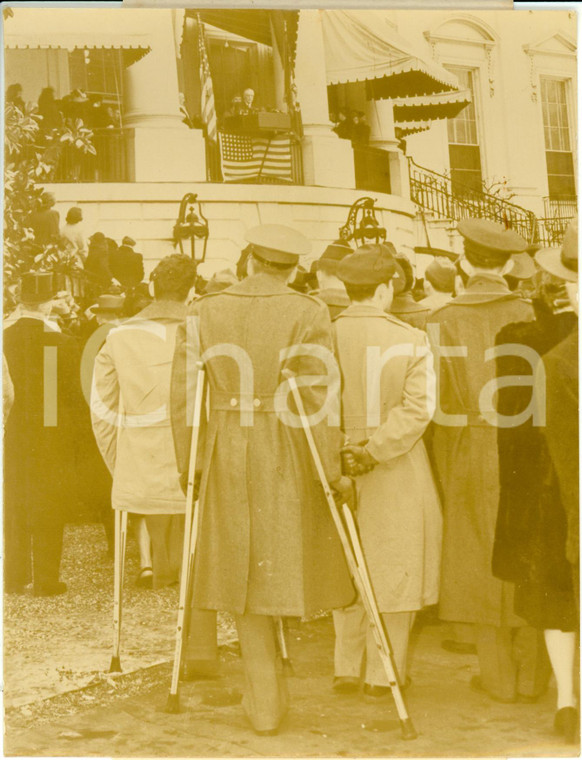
[446,67,483,194]
[540,77,576,199]
[68,49,123,117]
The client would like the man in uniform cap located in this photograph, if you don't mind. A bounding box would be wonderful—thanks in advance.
[311,239,352,318]
[331,243,442,695]
[171,224,354,735]
[420,257,457,312]
[428,218,549,704]
[4,272,83,595]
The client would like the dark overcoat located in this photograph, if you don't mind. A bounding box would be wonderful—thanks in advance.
[171,273,354,617]
[492,310,577,629]
[543,325,579,567]
[428,274,534,625]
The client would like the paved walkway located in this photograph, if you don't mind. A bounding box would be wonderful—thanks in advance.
[5,616,578,758]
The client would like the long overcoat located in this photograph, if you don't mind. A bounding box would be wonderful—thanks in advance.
[428,274,534,625]
[91,300,188,514]
[333,304,442,612]
[171,273,354,617]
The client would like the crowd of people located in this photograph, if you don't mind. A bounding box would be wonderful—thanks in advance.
[7,83,118,131]
[3,212,578,743]
[332,108,371,146]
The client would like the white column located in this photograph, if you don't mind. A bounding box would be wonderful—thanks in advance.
[122,12,205,182]
[366,98,409,198]
[294,10,355,189]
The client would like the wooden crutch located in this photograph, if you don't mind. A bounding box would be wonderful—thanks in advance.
[109,509,128,673]
[283,370,417,741]
[166,362,206,713]
[275,616,294,675]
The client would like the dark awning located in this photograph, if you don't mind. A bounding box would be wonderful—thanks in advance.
[322,10,459,98]
[187,9,299,64]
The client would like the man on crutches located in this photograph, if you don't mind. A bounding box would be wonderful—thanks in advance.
[331,245,442,702]
[170,224,354,735]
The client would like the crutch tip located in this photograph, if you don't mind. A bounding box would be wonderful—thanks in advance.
[108,656,122,674]
[282,659,295,676]
[166,693,181,714]
[400,718,417,741]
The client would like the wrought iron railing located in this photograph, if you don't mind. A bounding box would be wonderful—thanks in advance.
[408,158,538,242]
[53,128,130,183]
[543,195,578,220]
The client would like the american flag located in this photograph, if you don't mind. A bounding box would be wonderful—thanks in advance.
[219,132,293,183]
[197,18,217,142]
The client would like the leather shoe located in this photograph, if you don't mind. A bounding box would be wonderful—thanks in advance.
[333,676,360,694]
[470,676,516,704]
[554,707,579,743]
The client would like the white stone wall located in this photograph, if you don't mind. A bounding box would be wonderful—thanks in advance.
[46,182,418,278]
[394,9,577,216]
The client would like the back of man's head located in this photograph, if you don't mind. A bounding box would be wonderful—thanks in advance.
[150,254,197,301]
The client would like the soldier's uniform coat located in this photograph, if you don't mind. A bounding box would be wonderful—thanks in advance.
[171,273,354,617]
[333,304,442,612]
[428,274,534,625]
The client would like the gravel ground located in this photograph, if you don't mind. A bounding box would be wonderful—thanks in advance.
[4,522,236,713]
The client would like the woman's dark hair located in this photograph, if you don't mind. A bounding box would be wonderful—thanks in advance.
[66,206,83,225]
[345,282,382,302]
[6,84,22,102]
[150,254,197,300]
[38,87,56,108]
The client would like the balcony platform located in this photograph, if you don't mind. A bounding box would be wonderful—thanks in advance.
[45,182,417,276]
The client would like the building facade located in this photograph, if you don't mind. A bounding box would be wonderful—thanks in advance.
[4,8,576,277]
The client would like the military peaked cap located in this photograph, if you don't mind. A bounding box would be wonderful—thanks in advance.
[458,218,527,267]
[245,224,311,265]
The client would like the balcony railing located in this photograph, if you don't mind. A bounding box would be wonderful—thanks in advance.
[543,195,578,220]
[409,158,538,242]
[53,128,130,183]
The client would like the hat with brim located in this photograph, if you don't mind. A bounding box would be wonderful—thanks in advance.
[122,236,136,247]
[535,219,578,283]
[19,272,57,304]
[508,251,537,280]
[313,239,353,273]
[458,218,527,267]
[245,224,311,266]
[92,294,125,314]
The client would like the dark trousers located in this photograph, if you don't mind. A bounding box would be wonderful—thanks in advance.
[5,501,64,592]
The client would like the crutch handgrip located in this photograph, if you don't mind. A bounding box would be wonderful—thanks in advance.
[284,373,417,741]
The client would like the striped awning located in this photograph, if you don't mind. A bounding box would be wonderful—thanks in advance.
[393,89,472,123]
[322,10,459,98]
[4,9,152,66]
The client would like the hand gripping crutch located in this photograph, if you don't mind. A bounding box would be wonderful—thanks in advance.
[283,371,417,741]
[166,362,206,713]
[109,509,129,673]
